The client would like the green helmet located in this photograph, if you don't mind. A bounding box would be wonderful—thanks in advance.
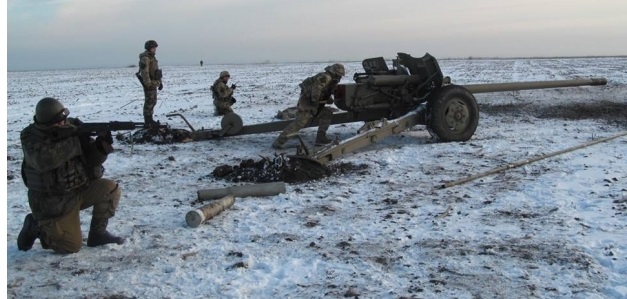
[144,40,158,50]
[35,97,69,125]
[325,63,345,77]
[219,71,230,78]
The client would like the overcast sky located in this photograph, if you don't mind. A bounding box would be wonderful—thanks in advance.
[6,0,627,71]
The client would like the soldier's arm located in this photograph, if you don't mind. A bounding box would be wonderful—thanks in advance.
[21,129,83,172]
[139,56,155,88]
[216,82,233,100]
[309,74,330,104]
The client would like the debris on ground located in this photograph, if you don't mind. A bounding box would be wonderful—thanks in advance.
[116,126,193,144]
[212,154,369,183]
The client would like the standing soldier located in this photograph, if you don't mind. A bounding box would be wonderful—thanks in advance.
[211,71,237,116]
[137,40,162,126]
[200,60,204,67]
[18,97,124,254]
[272,63,345,149]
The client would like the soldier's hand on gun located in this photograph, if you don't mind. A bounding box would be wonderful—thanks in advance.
[230,83,237,90]
[96,131,114,154]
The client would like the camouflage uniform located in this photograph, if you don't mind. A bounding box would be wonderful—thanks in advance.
[20,116,123,254]
[138,41,162,125]
[211,71,235,116]
[273,64,345,148]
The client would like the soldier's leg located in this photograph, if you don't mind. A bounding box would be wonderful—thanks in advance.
[314,107,334,144]
[143,88,158,124]
[37,204,83,254]
[78,179,124,247]
[273,110,313,148]
[215,101,233,116]
[315,107,333,135]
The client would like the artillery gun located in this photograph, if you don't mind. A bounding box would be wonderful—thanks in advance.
[168,53,607,163]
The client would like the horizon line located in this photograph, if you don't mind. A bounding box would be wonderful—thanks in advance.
[8,54,627,72]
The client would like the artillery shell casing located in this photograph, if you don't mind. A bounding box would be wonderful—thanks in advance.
[197,182,286,201]
[186,194,236,227]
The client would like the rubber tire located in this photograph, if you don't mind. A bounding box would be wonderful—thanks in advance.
[426,85,479,142]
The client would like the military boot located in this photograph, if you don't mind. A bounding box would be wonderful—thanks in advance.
[87,218,124,247]
[144,115,155,127]
[272,135,288,149]
[17,213,39,251]
[315,133,332,145]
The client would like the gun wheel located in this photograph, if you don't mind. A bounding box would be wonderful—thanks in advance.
[426,85,479,142]
[220,113,244,136]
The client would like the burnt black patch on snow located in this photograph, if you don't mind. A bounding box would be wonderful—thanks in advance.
[212,155,369,184]
[116,127,193,144]
[479,101,627,127]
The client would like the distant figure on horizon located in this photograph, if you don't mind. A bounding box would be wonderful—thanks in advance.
[200,60,204,67]
[137,40,162,126]
[211,71,237,116]
[272,64,345,149]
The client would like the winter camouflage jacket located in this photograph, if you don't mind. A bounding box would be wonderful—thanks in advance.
[138,51,161,89]
[297,72,339,112]
[211,78,234,102]
[21,118,109,219]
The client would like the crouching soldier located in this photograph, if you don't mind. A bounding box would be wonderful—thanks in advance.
[211,71,237,116]
[18,97,124,254]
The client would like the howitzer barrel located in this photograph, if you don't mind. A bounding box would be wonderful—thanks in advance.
[462,78,607,94]
[367,75,422,87]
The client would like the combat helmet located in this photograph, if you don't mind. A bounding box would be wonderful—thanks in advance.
[35,97,69,125]
[219,71,230,78]
[325,63,346,77]
[144,40,158,50]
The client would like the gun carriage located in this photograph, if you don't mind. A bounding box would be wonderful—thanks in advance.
[166,53,607,164]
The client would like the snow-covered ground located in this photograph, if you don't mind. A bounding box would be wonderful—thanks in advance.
[5,56,627,298]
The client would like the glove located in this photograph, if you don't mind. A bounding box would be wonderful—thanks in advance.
[326,97,334,104]
[230,84,237,90]
[97,130,113,145]
[230,97,236,105]
[158,82,163,90]
[96,131,114,155]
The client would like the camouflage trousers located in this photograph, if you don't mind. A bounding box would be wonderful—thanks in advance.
[143,87,158,123]
[32,178,121,254]
[213,99,234,116]
[275,106,333,144]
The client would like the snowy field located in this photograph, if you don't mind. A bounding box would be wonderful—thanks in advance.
[5,56,627,298]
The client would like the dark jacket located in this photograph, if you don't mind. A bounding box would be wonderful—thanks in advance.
[21,118,108,219]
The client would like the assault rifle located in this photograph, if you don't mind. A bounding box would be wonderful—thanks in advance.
[77,121,167,135]
[135,72,147,89]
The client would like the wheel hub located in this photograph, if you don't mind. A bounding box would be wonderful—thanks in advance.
[444,99,469,131]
